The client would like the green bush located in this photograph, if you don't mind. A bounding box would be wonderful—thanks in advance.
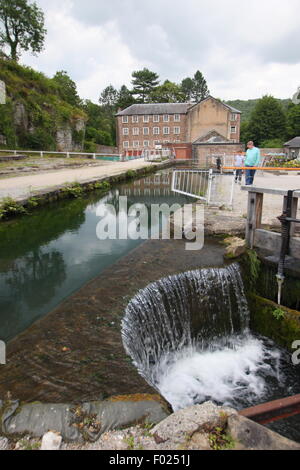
[0,197,27,219]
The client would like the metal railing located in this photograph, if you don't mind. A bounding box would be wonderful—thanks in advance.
[0,149,121,159]
[172,168,236,207]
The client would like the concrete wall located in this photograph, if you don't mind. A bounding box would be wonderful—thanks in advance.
[193,143,244,168]
[96,145,119,154]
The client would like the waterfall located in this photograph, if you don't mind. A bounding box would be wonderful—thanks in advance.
[122,264,284,411]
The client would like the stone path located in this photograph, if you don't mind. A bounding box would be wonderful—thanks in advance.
[0,158,152,201]
[212,173,300,225]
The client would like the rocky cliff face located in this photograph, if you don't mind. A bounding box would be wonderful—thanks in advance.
[11,102,86,152]
[0,58,87,152]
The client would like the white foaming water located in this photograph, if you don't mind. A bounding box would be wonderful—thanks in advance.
[155,335,282,411]
[122,265,285,412]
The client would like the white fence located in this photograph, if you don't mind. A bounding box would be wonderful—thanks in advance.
[172,169,236,207]
[0,149,121,159]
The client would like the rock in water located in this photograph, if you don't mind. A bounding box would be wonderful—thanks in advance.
[224,237,247,259]
[41,432,62,451]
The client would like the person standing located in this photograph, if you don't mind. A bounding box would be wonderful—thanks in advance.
[234,151,244,184]
[245,141,261,185]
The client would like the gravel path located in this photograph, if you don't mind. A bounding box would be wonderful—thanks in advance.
[0,158,152,201]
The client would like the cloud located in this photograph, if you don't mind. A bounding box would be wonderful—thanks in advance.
[21,0,300,101]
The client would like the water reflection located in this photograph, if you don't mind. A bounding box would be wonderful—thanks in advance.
[0,170,192,341]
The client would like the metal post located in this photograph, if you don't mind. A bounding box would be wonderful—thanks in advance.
[207,169,213,205]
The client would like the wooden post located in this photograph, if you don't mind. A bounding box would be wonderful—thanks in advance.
[246,191,264,249]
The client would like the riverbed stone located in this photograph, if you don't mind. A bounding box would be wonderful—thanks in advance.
[150,401,236,446]
[0,437,8,450]
[224,236,247,259]
[0,395,170,443]
[227,414,300,450]
[41,431,62,450]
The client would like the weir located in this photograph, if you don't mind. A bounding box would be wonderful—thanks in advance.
[122,264,297,413]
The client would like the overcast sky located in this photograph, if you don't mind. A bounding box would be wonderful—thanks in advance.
[22,0,300,102]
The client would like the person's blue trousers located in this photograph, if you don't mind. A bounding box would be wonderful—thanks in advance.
[245,167,256,185]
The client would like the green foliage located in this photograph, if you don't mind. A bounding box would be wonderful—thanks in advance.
[0,57,86,150]
[131,67,160,103]
[247,95,287,146]
[53,70,81,107]
[0,196,27,219]
[61,182,84,199]
[0,0,46,60]
[191,70,209,102]
[226,98,292,123]
[116,85,135,110]
[260,138,284,148]
[273,308,285,321]
[208,427,235,450]
[286,104,300,139]
[99,84,119,109]
[126,169,137,179]
[181,77,194,102]
[150,80,184,103]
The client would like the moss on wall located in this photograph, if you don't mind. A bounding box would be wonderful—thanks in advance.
[249,294,300,351]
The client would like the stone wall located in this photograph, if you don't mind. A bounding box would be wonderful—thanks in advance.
[187,98,241,143]
[96,144,119,154]
[193,143,244,167]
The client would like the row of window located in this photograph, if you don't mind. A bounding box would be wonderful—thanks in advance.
[123,127,181,136]
[122,114,181,124]
[123,140,181,148]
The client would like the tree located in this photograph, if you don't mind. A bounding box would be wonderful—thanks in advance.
[150,80,184,103]
[131,68,159,103]
[181,77,194,102]
[99,85,119,110]
[191,71,209,102]
[116,85,135,110]
[0,0,46,61]
[286,104,300,139]
[53,71,81,107]
[247,95,287,146]
[240,121,252,144]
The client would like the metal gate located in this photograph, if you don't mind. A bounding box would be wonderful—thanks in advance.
[172,169,235,207]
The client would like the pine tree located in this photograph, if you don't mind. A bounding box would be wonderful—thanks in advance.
[131,68,159,103]
[116,85,135,110]
[181,77,194,102]
[247,95,287,146]
[191,71,209,102]
[99,85,119,110]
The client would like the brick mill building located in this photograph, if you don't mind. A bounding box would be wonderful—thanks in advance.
[116,96,243,166]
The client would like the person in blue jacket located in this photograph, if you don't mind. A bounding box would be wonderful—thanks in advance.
[245,141,261,185]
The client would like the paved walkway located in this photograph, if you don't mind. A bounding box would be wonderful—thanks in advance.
[221,173,300,225]
[0,158,152,201]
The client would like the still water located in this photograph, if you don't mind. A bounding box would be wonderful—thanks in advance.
[0,170,192,341]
